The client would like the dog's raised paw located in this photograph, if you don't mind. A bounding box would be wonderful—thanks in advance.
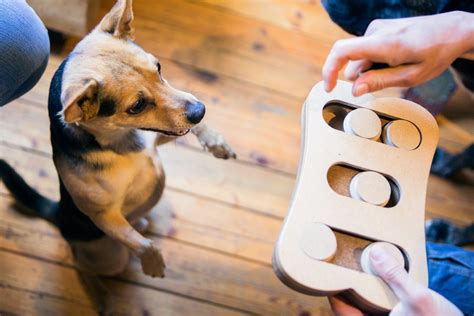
[202,139,237,160]
[139,242,166,278]
[196,129,236,160]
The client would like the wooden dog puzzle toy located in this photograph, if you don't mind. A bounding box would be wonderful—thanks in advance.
[273,80,439,313]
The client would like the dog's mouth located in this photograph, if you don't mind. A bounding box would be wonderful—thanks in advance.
[139,127,190,137]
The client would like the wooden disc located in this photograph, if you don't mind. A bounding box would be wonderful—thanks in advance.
[343,108,382,140]
[300,222,337,262]
[349,171,391,206]
[360,242,405,276]
[382,120,421,150]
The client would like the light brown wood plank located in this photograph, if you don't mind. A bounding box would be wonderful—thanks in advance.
[0,195,332,315]
[0,285,96,316]
[196,0,349,41]
[0,249,249,316]
[97,0,333,100]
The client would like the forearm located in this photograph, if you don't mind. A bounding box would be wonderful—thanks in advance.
[91,210,150,254]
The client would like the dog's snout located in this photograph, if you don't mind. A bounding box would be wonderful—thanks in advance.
[185,101,206,124]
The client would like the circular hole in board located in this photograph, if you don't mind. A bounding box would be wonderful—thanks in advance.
[300,222,337,262]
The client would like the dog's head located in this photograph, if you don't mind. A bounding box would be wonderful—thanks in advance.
[60,0,204,136]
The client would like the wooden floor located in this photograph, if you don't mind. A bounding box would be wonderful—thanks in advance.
[1,1,473,315]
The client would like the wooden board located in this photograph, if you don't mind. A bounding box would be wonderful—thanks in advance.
[196,0,349,42]
[0,193,330,315]
[273,81,439,313]
[0,249,247,316]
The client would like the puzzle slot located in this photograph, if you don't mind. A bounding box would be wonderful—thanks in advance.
[327,164,400,207]
[321,230,409,274]
[323,102,421,150]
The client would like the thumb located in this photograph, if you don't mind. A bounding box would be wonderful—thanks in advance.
[352,64,421,96]
[369,244,422,301]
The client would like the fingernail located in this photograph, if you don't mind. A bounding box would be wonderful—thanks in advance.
[370,244,389,262]
[353,83,368,96]
[324,81,330,92]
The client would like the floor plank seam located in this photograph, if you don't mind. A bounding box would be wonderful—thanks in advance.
[147,231,273,267]
[0,281,94,308]
[111,276,260,316]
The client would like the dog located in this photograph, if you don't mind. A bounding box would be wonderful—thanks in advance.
[0,0,235,280]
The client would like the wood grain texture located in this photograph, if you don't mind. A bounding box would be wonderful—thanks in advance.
[0,194,330,315]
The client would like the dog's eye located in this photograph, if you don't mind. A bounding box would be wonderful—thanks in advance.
[127,98,147,115]
[156,62,161,74]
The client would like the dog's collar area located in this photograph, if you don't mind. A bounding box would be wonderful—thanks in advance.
[139,127,190,137]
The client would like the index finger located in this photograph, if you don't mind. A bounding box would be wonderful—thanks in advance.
[322,36,392,92]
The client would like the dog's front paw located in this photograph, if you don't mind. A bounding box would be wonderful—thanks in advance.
[138,241,166,278]
[195,128,236,160]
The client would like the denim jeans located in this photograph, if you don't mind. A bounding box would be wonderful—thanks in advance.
[321,1,474,313]
[0,0,50,106]
[427,242,474,315]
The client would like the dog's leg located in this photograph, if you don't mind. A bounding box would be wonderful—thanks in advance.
[91,210,165,277]
[77,269,113,315]
[191,124,236,159]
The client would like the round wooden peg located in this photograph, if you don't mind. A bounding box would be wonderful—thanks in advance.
[343,108,382,140]
[382,120,421,150]
[300,222,337,262]
[349,171,391,207]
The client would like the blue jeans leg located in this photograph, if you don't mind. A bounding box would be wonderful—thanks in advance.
[0,0,50,106]
[427,242,474,315]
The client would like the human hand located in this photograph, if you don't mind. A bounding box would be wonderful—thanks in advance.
[329,243,462,316]
[322,11,474,96]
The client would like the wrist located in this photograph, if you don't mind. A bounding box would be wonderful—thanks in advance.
[453,11,474,56]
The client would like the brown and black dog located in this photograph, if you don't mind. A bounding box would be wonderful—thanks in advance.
[0,0,235,281]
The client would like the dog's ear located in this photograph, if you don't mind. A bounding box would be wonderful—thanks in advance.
[62,79,99,123]
[98,0,134,39]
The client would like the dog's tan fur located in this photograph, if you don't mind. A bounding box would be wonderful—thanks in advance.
[58,0,235,278]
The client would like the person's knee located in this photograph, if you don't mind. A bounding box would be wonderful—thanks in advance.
[0,1,50,106]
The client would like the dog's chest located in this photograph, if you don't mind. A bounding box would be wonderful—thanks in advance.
[119,151,164,217]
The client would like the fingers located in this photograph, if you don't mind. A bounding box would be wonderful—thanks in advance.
[328,296,364,316]
[369,243,423,301]
[344,59,373,81]
[352,64,421,96]
[322,36,392,92]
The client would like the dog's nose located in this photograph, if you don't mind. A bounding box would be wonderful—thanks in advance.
[185,101,206,124]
